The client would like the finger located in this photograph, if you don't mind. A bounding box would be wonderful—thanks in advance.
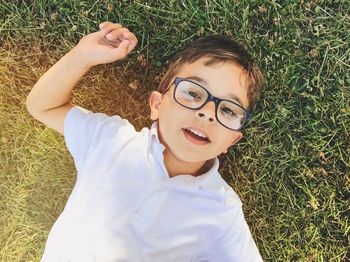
[126,35,138,53]
[108,39,130,60]
[105,28,130,41]
[99,21,122,30]
[101,23,123,35]
[123,32,138,45]
[120,32,137,52]
[99,21,110,30]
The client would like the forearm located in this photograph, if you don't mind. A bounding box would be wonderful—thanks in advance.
[26,47,91,113]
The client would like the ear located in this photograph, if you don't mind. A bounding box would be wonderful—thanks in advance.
[222,132,243,154]
[149,91,163,121]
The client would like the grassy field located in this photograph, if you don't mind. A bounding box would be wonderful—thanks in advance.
[0,0,349,261]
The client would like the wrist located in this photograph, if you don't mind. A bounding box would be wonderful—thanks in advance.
[69,46,94,70]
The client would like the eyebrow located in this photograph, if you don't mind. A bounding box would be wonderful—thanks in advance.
[185,75,244,107]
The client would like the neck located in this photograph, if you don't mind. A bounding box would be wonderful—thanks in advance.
[163,149,214,178]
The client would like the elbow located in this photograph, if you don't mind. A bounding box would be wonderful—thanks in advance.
[25,93,40,116]
[25,97,33,115]
[25,95,34,115]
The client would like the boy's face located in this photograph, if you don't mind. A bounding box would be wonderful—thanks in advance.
[149,57,249,163]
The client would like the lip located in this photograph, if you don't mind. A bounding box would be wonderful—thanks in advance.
[182,128,211,145]
[183,127,211,141]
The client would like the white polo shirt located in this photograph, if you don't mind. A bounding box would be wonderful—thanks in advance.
[40,105,263,262]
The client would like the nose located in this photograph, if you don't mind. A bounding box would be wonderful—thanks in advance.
[195,101,216,123]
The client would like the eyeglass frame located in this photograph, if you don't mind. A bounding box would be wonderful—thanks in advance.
[161,77,252,131]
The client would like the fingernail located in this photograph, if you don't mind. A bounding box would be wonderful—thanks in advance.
[106,33,112,39]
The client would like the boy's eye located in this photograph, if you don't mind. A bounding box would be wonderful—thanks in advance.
[220,106,237,117]
[188,90,202,99]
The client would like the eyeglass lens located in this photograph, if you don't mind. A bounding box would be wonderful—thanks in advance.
[174,80,246,130]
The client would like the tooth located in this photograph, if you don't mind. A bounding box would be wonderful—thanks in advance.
[188,128,207,138]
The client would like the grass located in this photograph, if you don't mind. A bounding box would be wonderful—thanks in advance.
[0,0,349,261]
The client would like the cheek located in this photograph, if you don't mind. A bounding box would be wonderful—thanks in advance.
[159,101,188,124]
[214,131,237,149]
[158,103,183,138]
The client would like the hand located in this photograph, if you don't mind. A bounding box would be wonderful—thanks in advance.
[72,21,138,67]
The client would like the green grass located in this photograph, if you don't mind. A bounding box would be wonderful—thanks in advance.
[0,0,349,261]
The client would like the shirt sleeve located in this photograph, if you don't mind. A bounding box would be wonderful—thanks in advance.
[204,208,263,262]
[63,105,133,170]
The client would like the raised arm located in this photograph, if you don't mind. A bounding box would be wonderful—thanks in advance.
[26,21,137,135]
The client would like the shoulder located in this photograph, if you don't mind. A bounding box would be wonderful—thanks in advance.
[65,105,137,138]
[204,175,263,261]
[63,106,147,169]
[215,173,243,208]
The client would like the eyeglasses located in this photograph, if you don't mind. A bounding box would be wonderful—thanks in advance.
[162,77,252,131]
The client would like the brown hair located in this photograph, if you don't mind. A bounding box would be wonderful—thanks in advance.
[157,35,263,112]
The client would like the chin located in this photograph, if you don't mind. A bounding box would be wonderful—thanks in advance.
[172,148,210,163]
[162,131,214,163]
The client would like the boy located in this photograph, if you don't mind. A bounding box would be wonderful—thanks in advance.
[26,21,263,261]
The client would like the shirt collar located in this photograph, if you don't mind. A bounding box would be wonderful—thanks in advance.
[149,121,166,152]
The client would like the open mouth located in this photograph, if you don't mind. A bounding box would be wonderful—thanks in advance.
[182,128,211,145]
